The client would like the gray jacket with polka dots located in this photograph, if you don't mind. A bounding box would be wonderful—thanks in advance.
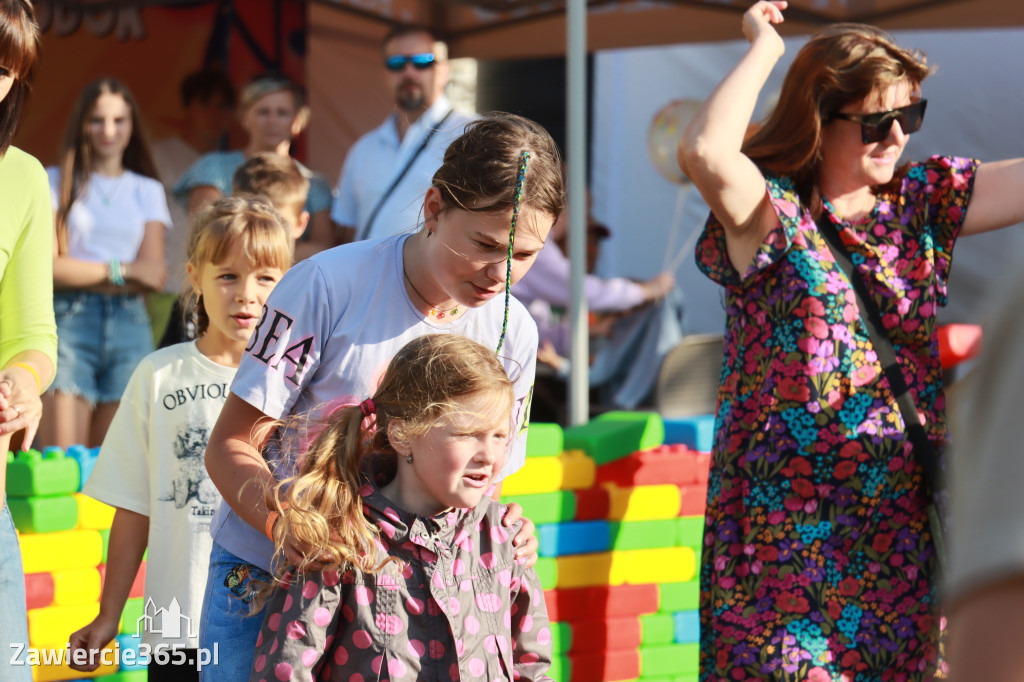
[250,481,554,681]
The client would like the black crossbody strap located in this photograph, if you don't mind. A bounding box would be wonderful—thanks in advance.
[815,213,947,568]
[357,109,455,242]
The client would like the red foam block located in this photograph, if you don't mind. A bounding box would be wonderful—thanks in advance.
[574,487,611,521]
[679,482,708,517]
[25,572,54,609]
[544,584,660,622]
[569,649,641,682]
[596,444,702,487]
[570,617,642,653]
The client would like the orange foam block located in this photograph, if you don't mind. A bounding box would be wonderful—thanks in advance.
[679,481,709,517]
[569,649,640,682]
[20,529,103,574]
[544,584,660,622]
[570,617,642,653]
[557,548,697,587]
[98,561,146,600]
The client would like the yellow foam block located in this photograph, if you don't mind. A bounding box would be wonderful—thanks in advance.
[620,547,697,584]
[28,603,101,649]
[20,529,103,574]
[559,449,596,490]
[555,552,616,588]
[53,567,102,607]
[607,484,681,521]
[75,493,116,530]
[31,655,113,681]
[502,457,562,495]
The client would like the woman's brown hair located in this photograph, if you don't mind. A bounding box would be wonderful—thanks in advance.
[432,112,565,232]
[0,0,39,155]
[743,23,932,211]
[263,335,514,583]
[54,78,160,254]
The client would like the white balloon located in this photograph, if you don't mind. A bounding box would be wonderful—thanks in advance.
[647,98,702,186]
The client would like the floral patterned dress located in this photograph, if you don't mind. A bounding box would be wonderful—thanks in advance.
[695,156,977,681]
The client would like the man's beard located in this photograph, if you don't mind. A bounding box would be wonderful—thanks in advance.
[396,83,425,112]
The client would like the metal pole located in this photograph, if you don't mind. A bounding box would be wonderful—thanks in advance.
[566,0,589,425]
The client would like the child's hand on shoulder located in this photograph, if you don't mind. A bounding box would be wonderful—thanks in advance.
[502,502,538,568]
[67,613,120,672]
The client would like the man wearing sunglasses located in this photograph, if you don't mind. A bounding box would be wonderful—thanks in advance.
[331,24,474,243]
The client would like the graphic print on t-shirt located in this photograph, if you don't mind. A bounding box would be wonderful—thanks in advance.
[161,425,219,510]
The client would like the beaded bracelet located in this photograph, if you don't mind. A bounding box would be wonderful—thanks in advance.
[108,259,125,286]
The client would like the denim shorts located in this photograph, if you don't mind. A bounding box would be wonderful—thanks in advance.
[52,291,153,405]
[198,542,272,682]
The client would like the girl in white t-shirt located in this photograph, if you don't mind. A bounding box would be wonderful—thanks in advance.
[41,77,171,449]
[67,196,293,682]
[200,113,564,680]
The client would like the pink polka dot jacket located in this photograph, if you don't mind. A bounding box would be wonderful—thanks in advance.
[250,480,554,681]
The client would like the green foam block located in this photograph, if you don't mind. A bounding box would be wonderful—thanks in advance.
[550,623,572,655]
[659,581,700,613]
[676,516,705,548]
[6,448,80,497]
[99,527,111,563]
[534,557,558,590]
[121,597,145,635]
[564,411,664,465]
[640,613,676,646]
[499,491,575,525]
[8,495,79,533]
[609,519,678,551]
[641,643,699,677]
[526,423,564,457]
[98,670,149,681]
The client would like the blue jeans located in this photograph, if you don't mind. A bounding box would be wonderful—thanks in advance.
[198,542,271,682]
[52,291,153,404]
[1,497,32,681]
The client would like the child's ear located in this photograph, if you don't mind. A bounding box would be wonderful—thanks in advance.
[185,262,201,295]
[421,186,443,231]
[387,419,411,457]
[293,210,310,241]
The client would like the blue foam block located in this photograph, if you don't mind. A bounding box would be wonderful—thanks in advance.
[663,416,716,451]
[538,520,611,557]
[673,610,700,644]
[65,445,101,491]
[116,633,146,670]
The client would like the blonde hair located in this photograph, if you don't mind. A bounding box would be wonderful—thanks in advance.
[231,152,310,223]
[238,75,309,133]
[186,195,294,336]
[264,335,514,582]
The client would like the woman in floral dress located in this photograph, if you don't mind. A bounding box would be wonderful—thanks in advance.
[678,2,1024,680]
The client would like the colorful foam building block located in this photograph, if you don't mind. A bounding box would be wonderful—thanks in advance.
[596,444,703,487]
[574,487,611,521]
[538,520,610,557]
[607,484,681,521]
[618,547,696,585]
[499,490,576,525]
[53,567,102,607]
[569,649,640,682]
[534,557,558,590]
[96,670,148,682]
[27,602,100,648]
[569,617,642,653]
[7,448,80,497]
[25,572,55,610]
[549,621,573,654]
[641,644,699,677]
[66,444,102,491]
[120,598,145,635]
[501,450,595,496]
[32,657,113,681]
[526,422,564,457]
[678,481,708,517]
[640,613,676,646]
[115,634,146,671]
[609,519,678,551]
[7,494,79,533]
[76,493,116,530]
[676,516,704,549]
[98,562,146,600]
[659,581,700,613]
[564,411,664,465]
[673,610,700,643]
[556,552,614,588]
[545,584,660,622]
[662,415,716,452]
[20,529,103,574]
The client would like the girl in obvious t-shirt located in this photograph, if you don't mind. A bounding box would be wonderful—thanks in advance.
[67,197,293,682]
[201,113,564,681]
[42,77,171,449]
[252,334,553,682]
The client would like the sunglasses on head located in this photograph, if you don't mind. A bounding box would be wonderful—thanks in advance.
[384,53,436,72]
[832,99,928,144]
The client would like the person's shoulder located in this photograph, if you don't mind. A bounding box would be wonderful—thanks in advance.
[311,234,401,271]
[125,170,165,192]
[2,146,45,175]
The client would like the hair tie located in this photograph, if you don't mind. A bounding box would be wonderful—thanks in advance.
[360,398,376,417]
[496,150,530,354]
